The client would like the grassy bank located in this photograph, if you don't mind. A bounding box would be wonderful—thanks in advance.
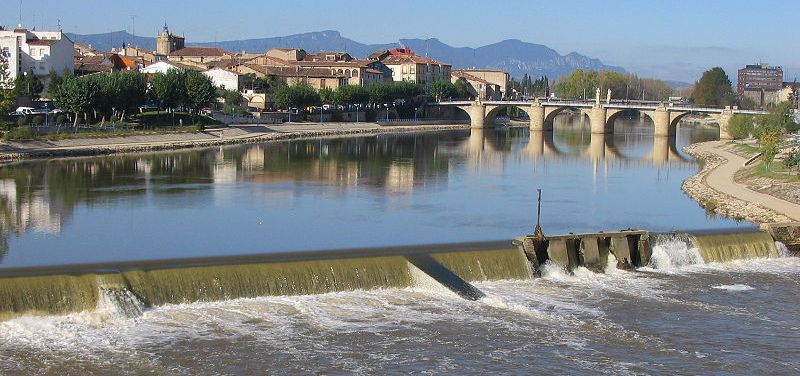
[2,112,220,141]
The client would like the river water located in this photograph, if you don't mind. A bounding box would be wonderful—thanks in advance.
[2,118,798,375]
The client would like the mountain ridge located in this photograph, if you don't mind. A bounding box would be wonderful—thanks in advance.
[66,30,624,79]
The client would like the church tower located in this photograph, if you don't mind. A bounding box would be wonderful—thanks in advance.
[155,24,184,55]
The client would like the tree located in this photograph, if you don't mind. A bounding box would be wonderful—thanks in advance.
[428,80,457,101]
[727,114,754,140]
[690,67,735,106]
[240,73,271,93]
[113,71,147,120]
[753,102,796,168]
[273,83,320,110]
[45,70,65,99]
[14,68,44,97]
[0,52,15,117]
[334,85,369,105]
[53,75,100,127]
[184,70,217,116]
[151,69,187,111]
[318,87,335,105]
[453,78,475,99]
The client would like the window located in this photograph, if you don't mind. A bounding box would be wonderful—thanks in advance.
[410,66,415,74]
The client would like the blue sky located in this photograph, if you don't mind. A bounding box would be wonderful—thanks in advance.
[2,0,797,82]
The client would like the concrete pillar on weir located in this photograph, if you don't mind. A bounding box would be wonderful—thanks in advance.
[652,105,672,137]
[590,105,608,134]
[529,101,546,131]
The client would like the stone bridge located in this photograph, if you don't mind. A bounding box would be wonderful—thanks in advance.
[434,96,767,139]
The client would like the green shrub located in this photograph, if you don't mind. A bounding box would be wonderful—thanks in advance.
[31,116,44,126]
[55,114,67,124]
[4,126,35,140]
[728,114,754,140]
[16,116,29,127]
[786,148,800,170]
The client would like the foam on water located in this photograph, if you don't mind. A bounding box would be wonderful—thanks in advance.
[775,241,790,257]
[647,234,704,271]
[712,284,755,292]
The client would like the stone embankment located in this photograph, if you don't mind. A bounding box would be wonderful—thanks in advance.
[682,142,794,224]
[0,123,469,164]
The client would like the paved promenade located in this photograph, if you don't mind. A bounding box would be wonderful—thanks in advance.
[695,141,800,222]
[0,122,468,162]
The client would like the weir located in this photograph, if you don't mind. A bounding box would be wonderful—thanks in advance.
[0,243,530,320]
[515,227,795,273]
[0,226,797,321]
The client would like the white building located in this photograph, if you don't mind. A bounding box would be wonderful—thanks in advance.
[202,67,240,91]
[140,61,182,74]
[0,26,74,83]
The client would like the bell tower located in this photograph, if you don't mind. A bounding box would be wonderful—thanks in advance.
[155,23,184,55]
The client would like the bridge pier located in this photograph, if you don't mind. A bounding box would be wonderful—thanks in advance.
[590,106,608,134]
[653,105,673,137]
[716,107,735,140]
[529,101,546,131]
[466,102,486,128]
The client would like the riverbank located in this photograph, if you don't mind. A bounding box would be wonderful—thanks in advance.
[682,140,800,224]
[0,122,469,164]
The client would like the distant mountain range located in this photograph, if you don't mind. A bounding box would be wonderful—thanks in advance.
[66,30,624,79]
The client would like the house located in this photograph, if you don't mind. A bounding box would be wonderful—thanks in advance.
[168,46,231,64]
[455,69,509,99]
[140,61,182,74]
[203,67,241,91]
[245,48,391,86]
[451,70,502,100]
[0,26,74,84]
[381,54,452,85]
[234,64,347,90]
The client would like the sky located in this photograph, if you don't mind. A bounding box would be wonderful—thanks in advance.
[1,0,797,82]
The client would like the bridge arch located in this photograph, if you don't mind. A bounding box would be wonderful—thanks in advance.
[485,104,536,125]
[544,107,589,131]
[606,109,655,129]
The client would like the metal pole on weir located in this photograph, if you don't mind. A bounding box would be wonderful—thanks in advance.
[533,188,545,241]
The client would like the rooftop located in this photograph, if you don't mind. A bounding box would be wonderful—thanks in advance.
[170,47,230,57]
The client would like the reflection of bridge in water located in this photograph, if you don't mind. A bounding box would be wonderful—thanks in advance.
[462,128,694,169]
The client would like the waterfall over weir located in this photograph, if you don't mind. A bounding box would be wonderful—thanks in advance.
[0,245,531,321]
[0,226,795,321]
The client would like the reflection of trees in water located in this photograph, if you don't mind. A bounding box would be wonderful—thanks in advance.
[0,132,473,242]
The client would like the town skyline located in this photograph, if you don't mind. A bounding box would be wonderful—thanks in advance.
[2,0,798,82]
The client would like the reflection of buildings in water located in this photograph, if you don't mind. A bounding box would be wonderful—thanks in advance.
[386,161,415,194]
[240,146,266,171]
[0,179,65,235]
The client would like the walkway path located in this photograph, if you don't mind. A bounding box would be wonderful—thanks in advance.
[0,122,468,162]
[695,141,800,221]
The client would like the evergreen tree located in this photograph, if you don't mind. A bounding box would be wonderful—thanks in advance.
[14,68,44,97]
[690,67,735,106]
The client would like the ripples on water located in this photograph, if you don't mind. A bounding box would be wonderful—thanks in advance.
[1,256,798,375]
[1,118,794,375]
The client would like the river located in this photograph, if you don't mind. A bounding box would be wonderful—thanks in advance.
[1,117,797,375]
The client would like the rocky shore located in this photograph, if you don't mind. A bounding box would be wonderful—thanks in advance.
[682,142,793,224]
